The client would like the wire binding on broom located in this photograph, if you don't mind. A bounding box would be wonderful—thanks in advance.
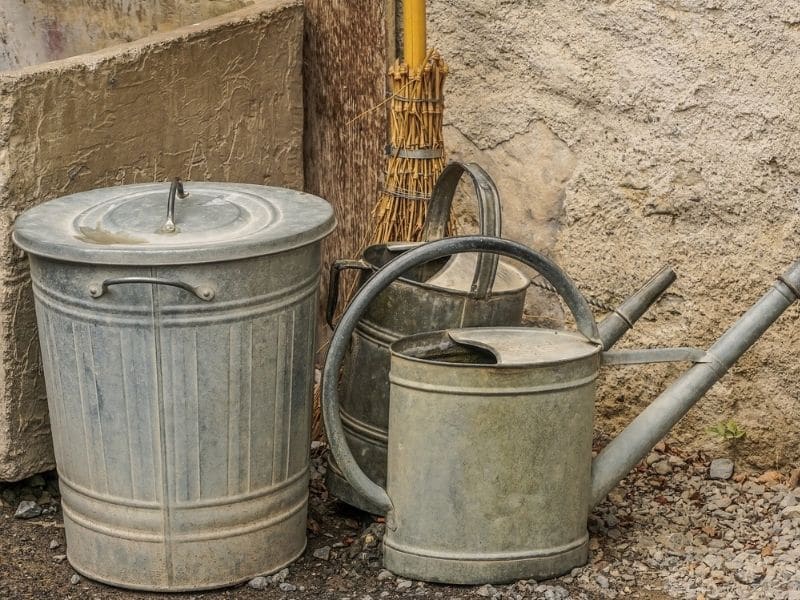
[368,49,450,245]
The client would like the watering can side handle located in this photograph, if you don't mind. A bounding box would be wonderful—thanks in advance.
[420,162,501,299]
[322,236,599,516]
[325,259,372,329]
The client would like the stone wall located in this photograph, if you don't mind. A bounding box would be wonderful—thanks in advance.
[0,0,304,480]
[427,0,800,468]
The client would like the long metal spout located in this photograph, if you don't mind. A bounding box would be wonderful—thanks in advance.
[590,259,800,508]
[598,266,677,349]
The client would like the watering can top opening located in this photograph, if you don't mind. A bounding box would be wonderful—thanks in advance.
[348,161,530,300]
[392,328,602,368]
[13,181,335,266]
[362,243,530,296]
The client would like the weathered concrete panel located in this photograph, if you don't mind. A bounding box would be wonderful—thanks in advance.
[0,0,304,480]
[0,1,255,71]
[428,0,800,467]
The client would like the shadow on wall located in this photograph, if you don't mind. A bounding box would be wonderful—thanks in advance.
[427,0,800,468]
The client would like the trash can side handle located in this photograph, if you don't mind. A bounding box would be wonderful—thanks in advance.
[88,277,215,302]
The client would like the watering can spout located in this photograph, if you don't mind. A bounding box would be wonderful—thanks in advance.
[598,266,676,350]
[590,259,800,508]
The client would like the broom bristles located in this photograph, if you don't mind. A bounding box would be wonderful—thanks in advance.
[314,52,451,444]
[369,50,449,245]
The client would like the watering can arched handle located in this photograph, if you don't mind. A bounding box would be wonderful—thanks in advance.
[322,236,600,514]
[420,162,501,299]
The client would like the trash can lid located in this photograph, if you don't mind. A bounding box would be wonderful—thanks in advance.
[13,181,336,265]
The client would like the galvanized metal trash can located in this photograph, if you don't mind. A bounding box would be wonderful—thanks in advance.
[13,180,335,591]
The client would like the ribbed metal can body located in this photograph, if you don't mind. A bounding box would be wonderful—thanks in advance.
[327,263,527,514]
[29,246,319,591]
[383,330,600,584]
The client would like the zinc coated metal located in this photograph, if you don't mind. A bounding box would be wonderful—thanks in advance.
[14,181,334,591]
[385,328,600,583]
[322,236,601,583]
[325,163,529,514]
[13,181,335,265]
[323,235,800,585]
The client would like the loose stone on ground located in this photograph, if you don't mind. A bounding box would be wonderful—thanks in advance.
[1,446,798,598]
[709,458,735,480]
[14,500,42,519]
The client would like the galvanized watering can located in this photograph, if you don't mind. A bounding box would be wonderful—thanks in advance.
[324,162,530,513]
[323,236,800,585]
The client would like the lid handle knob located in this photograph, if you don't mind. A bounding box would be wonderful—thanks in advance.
[162,178,189,233]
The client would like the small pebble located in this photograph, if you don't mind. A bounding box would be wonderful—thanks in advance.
[653,461,673,475]
[28,475,46,488]
[49,539,60,550]
[248,576,269,590]
[377,569,394,581]
[396,579,413,590]
[709,458,734,480]
[272,567,290,583]
[313,545,331,560]
[70,574,81,585]
[279,582,296,592]
[782,505,800,520]
[14,500,42,519]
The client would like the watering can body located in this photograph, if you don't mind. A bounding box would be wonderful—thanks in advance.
[322,235,800,585]
[385,328,600,583]
[325,163,529,513]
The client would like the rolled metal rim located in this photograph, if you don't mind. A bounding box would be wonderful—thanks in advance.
[12,182,336,266]
[360,245,531,297]
[322,235,600,514]
[389,327,602,369]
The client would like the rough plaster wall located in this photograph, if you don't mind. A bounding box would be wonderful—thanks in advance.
[0,0,255,71]
[0,0,304,480]
[428,0,800,468]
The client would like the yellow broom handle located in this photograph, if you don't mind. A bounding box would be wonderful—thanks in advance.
[403,0,427,69]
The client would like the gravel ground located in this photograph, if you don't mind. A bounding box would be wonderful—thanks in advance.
[0,443,798,599]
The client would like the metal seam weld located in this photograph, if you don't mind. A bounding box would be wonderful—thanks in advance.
[778,275,800,300]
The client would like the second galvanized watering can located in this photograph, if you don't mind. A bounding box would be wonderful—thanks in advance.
[325,162,530,513]
[323,236,800,584]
